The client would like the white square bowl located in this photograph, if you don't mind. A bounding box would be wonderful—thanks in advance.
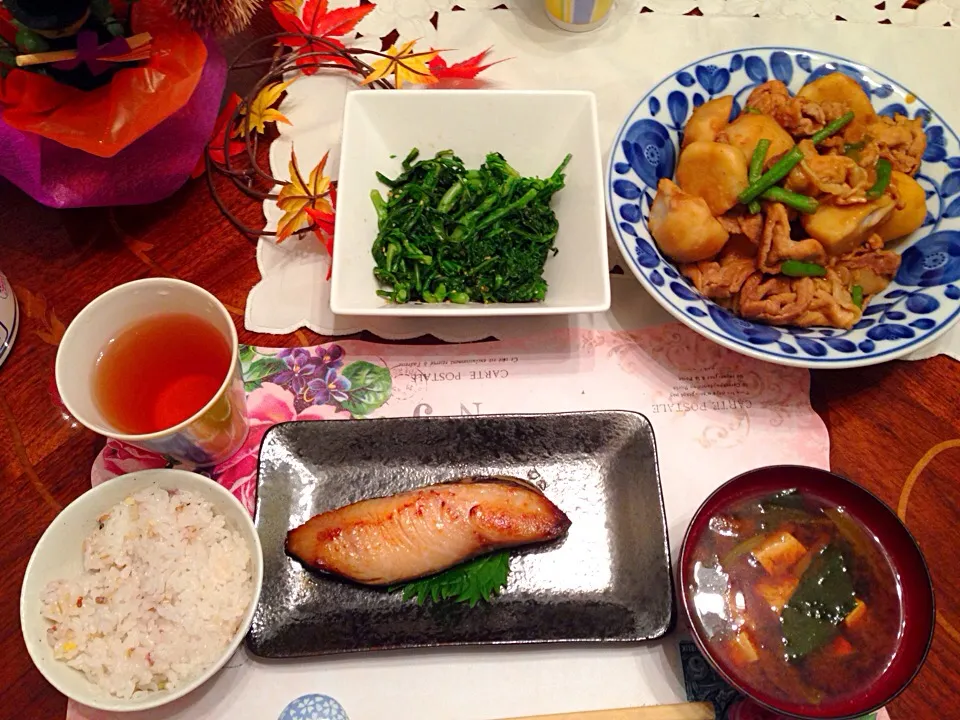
[331,89,610,317]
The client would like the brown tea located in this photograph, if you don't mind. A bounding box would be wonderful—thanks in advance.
[93,313,232,435]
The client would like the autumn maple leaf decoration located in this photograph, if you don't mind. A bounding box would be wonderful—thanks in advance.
[236,81,292,136]
[271,0,374,75]
[276,149,333,241]
[429,48,504,80]
[191,93,246,178]
[362,40,439,89]
[305,184,337,278]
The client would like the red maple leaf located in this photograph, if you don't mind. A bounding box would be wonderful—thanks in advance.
[192,93,247,178]
[428,48,504,80]
[271,0,374,75]
[305,183,337,279]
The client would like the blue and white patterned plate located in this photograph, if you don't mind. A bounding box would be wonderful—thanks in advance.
[607,47,960,368]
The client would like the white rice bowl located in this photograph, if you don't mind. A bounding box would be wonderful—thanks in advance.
[21,469,263,712]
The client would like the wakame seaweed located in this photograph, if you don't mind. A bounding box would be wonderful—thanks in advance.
[370,148,571,304]
[781,544,857,661]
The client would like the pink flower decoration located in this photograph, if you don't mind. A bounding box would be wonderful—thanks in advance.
[90,381,344,507]
[100,441,168,479]
[212,383,340,514]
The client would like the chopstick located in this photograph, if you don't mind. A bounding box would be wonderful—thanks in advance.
[498,702,715,720]
[15,33,152,68]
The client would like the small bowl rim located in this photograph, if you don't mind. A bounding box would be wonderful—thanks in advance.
[678,464,936,720]
[54,277,240,443]
[19,468,264,713]
[330,88,611,317]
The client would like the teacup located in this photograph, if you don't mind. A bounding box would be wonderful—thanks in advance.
[55,278,248,466]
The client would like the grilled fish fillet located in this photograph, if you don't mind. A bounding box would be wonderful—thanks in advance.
[286,476,571,585]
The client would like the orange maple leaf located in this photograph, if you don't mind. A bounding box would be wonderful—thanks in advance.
[428,48,504,80]
[276,150,333,242]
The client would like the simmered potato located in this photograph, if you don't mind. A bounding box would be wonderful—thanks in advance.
[683,96,734,147]
[801,195,895,255]
[798,72,874,118]
[875,171,927,242]
[649,179,729,263]
[675,141,749,216]
[719,114,794,169]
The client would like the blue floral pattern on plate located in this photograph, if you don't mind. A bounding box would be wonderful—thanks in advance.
[607,47,960,367]
[278,693,349,720]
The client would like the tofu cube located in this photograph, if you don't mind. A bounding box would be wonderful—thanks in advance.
[828,635,855,656]
[845,598,867,627]
[756,577,799,614]
[753,532,807,576]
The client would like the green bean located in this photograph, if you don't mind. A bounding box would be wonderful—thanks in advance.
[867,158,892,200]
[746,139,771,215]
[843,140,866,155]
[738,146,805,204]
[749,139,771,180]
[851,285,864,308]
[810,111,856,146]
[780,259,827,277]
[761,186,819,214]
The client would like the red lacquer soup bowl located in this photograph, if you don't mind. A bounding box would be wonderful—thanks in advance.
[679,466,935,719]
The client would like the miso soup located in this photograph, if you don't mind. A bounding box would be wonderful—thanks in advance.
[685,489,903,707]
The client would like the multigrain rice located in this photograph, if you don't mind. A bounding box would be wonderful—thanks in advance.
[41,487,253,698]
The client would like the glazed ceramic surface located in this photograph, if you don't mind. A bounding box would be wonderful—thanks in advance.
[55,278,249,465]
[333,90,610,317]
[20,469,264,712]
[248,411,674,657]
[608,48,960,368]
[679,465,935,719]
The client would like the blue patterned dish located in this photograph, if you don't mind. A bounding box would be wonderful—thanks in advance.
[607,47,960,368]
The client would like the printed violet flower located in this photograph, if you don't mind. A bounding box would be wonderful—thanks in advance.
[273,347,320,394]
[305,367,351,405]
[314,343,345,370]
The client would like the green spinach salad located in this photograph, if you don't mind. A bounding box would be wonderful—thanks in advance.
[370,149,572,304]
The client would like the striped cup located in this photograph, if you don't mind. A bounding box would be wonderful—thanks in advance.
[544,0,613,32]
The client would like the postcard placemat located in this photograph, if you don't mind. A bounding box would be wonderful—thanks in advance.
[70,325,828,720]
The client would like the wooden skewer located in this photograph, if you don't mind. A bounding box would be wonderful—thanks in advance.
[498,702,716,720]
[15,32,152,68]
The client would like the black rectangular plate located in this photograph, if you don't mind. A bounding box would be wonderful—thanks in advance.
[248,411,674,658]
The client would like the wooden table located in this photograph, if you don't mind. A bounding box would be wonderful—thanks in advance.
[1,10,959,720]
